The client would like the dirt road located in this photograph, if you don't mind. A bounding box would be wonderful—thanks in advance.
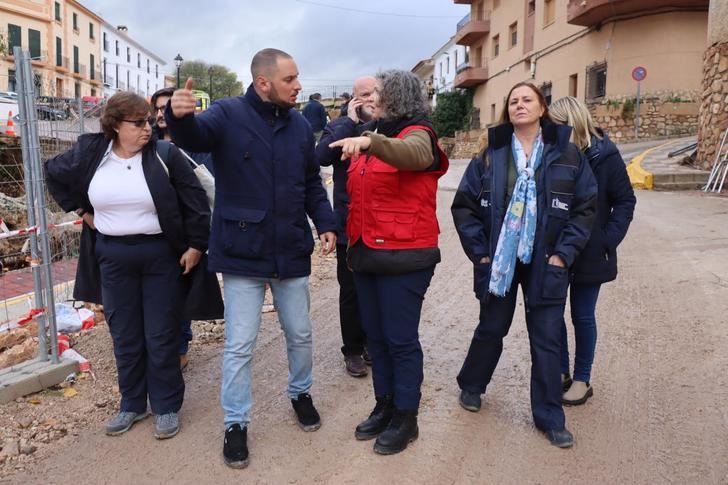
[5,187,728,484]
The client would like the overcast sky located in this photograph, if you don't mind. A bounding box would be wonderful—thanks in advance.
[81,0,468,92]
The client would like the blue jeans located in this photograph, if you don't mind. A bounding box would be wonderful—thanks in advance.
[221,274,313,427]
[560,283,601,383]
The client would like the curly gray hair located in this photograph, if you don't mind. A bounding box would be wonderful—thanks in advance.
[376,69,430,120]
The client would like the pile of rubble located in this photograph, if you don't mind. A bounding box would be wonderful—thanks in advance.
[0,321,39,369]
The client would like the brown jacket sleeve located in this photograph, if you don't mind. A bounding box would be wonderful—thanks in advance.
[363,129,434,171]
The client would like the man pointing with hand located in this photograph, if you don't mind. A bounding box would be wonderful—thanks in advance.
[165,48,336,469]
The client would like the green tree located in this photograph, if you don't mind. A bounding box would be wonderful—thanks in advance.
[179,60,244,101]
[432,90,473,137]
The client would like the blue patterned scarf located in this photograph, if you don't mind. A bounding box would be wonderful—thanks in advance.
[488,131,544,297]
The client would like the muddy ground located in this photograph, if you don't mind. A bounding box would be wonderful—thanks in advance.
[1,187,728,484]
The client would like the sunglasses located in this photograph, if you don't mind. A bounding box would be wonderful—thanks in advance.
[121,117,155,128]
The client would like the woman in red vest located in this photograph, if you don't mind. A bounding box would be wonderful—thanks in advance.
[329,69,448,455]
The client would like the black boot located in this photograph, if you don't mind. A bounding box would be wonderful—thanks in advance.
[373,408,418,455]
[355,395,394,440]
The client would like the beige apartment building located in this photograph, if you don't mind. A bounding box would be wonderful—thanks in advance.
[452,0,709,140]
[1,0,102,98]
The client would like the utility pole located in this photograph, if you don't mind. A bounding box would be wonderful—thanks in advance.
[208,66,214,101]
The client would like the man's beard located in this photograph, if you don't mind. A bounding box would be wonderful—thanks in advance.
[269,84,296,109]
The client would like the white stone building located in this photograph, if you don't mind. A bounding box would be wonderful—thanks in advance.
[101,22,166,98]
[431,28,469,107]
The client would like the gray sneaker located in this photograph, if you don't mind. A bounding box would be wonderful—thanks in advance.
[154,412,180,439]
[105,411,149,436]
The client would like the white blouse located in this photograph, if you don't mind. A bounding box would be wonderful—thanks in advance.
[88,146,163,236]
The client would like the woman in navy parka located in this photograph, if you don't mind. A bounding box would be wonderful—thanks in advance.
[451,82,597,448]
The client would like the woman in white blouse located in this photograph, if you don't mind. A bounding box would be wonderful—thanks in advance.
[45,92,211,440]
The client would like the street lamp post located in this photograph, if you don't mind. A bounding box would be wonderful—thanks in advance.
[208,66,213,101]
[174,53,183,88]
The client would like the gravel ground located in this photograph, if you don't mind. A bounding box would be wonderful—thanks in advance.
[1,189,728,484]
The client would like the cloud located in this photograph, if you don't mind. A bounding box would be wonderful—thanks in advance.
[82,0,467,92]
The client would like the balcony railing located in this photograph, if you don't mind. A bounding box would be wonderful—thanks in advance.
[55,56,69,69]
[73,64,87,77]
[456,60,471,74]
[453,62,489,89]
[454,12,491,46]
[457,13,471,31]
[29,50,49,63]
[104,75,115,87]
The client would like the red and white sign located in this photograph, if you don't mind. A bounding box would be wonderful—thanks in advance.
[632,66,647,82]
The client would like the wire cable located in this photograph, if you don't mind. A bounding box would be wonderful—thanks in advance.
[292,0,462,19]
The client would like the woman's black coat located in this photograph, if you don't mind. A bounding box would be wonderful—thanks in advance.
[45,133,223,319]
[571,130,636,285]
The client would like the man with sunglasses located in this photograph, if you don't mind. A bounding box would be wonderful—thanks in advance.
[152,88,213,174]
[165,48,336,469]
[151,88,213,372]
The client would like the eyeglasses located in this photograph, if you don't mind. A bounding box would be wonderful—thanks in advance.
[154,105,166,113]
[121,117,154,128]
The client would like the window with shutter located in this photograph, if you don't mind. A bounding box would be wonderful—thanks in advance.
[56,37,62,66]
[8,24,22,52]
[28,29,41,59]
[73,46,79,73]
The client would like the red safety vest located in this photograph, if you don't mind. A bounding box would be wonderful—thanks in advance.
[346,125,449,250]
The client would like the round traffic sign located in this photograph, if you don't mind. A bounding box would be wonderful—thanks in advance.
[632,66,647,82]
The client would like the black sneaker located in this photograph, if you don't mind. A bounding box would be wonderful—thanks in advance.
[223,424,249,469]
[545,428,574,449]
[459,390,481,412]
[291,393,321,432]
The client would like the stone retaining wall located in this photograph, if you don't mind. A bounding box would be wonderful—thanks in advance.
[588,91,699,143]
[448,129,484,160]
[447,92,702,157]
[697,42,728,170]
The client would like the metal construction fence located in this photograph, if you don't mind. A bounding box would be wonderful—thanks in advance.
[297,85,353,104]
[0,48,100,369]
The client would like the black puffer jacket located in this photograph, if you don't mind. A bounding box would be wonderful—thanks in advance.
[571,130,636,285]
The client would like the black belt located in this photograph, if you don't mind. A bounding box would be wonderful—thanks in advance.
[97,233,166,244]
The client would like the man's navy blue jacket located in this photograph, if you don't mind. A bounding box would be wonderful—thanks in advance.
[165,87,336,279]
[315,116,371,245]
[451,120,598,306]
[302,99,327,132]
[571,129,636,285]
